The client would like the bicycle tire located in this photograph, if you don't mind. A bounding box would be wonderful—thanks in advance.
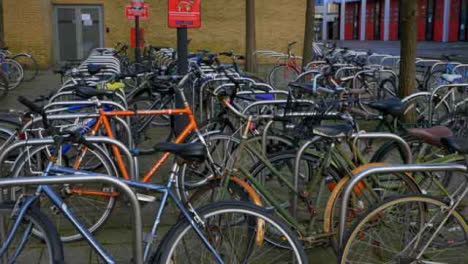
[10,143,118,242]
[268,65,299,90]
[176,133,257,204]
[12,53,39,82]
[325,163,421,253]
[152,201,308,264]
[340,195,468,264]
[248,149,341,240]
[0,202,64,263]
[3,59,23,89]
[0,70,9,98]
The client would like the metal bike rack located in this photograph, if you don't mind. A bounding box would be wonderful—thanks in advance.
[352,69,398,90]
[291,132,412,217]
[338,163,467,249]
[0,175,143,264]
[22,113,134,151]
[0,136,137,181]
[351,132,413,163]
[429,83,468,126]
[430,61,462,73]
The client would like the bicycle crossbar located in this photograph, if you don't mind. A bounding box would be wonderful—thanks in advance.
[338,163,467,249]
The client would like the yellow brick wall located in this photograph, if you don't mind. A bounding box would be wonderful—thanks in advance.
[3,0,309,68]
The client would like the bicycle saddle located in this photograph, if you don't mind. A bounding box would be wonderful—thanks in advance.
[87,64,107,75]
[441,137,468,155]
[154,142,207,163]
[312,124,353,138]
[367,98,405,117]
[441,74,462,83]
[74,86,114,99]
[408,126,453,146]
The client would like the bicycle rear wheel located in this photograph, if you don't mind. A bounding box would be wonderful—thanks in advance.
[340,195,468,264]
[269,65,298,90]
[12,54,39,82]
[0,202,64,263]
[153,201,307,264]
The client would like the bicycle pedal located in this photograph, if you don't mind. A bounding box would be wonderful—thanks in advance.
[136,193,156,203]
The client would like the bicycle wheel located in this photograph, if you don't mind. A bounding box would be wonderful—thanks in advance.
[402,92,450,126]
[0,202,64,263]
[340,195,468,264]
[10,143,118,242]
[153,201,308,264]
[3,59,23,89]
[12,54,39,82]
[425,70,445,91]
[268,65,299,90]
[249,149,341,240]
[127,95,173,154]
[326,163,421,252]
[0,71,9,99]
[176,133,258,205]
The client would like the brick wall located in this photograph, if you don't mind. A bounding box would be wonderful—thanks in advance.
[3,0,308,68]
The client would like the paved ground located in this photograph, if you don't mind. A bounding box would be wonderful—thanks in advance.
[336,40,468,62]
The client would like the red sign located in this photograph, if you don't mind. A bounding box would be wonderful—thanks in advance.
[168,0,201,28]
[131,27,145,48]
[126,3,149,20]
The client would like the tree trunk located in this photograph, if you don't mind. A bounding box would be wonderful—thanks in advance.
[245,0,257,73]
[302,0,316,69]
[398,0,417,98]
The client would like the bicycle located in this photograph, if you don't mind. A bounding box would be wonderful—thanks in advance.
[0,128,307,263]
[340,136,468,263]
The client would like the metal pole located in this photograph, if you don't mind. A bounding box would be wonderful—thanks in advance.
[442,0,450,42]
[135,15,141,62]
[360,0,367,41]
[383,0,390,41]
[175,27,189,135]
[322,0,328,41]
[340,0,346,40]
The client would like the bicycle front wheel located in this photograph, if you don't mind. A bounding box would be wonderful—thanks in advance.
[340,195,468,264]
[153,201,307,264]
[0,202,64,263]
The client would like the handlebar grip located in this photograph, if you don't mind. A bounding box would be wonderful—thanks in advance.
[18,96,43,114]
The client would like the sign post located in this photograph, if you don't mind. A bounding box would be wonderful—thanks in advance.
[168,0,201,133]
[126,1,149,62]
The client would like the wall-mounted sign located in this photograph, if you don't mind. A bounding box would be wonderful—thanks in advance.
[168,0,201,28]
[126,3,149,20]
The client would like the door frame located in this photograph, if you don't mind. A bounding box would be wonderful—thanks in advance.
[53,5,104,63]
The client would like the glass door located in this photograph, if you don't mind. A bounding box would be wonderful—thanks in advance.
[54,5,103,63]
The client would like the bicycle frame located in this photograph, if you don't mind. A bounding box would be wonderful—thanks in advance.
[73,90,199,183]
[3,161,224,264]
